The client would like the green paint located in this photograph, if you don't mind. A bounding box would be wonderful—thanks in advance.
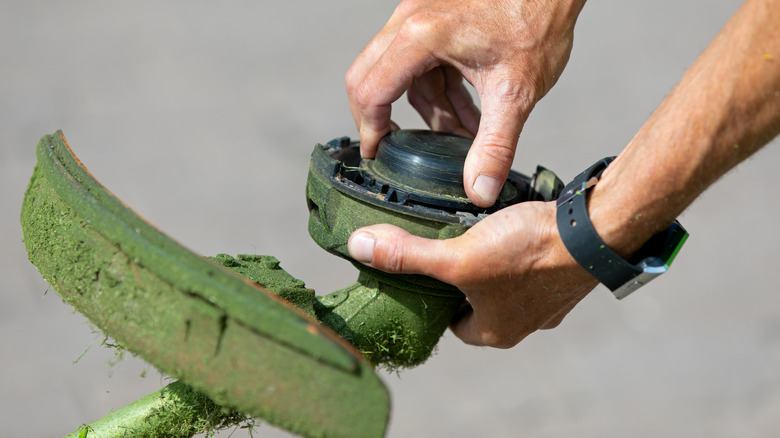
[64,381,247,438]
[303,141,562,369]
[213,253,460,369]
[211,254,316,316]
[77,425,90,438]
[315,271,463,369]
[21,132,389,438]
[307,142,472,262]
[22,132,562,436]
[662,228,689,268]
[305,142,468,368]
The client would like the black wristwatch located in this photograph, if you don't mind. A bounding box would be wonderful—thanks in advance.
[555,157,688,299]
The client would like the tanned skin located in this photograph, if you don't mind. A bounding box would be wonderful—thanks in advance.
[346,0,780,347]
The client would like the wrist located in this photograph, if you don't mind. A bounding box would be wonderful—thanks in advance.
[586,166,674,260]
[556,157,688,298]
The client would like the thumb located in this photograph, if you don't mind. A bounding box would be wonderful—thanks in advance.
[347,224,455,279]
[462,82,533,208]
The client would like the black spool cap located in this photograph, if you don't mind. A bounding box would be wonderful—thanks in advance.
[315,130,556,224]
[361,130,519,212]
[366,130,471,199]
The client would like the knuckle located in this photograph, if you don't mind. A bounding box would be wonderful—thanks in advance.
[493,76,534,103]
[379,240,406,273]
[479,330,521,349]
[354,81,376,111]
[483,75,537,117]
[346,72,377,112]
[344,66,360,93]
[398,13,430,39]
[476,136,516,165]
[436,234,492,286]
[394,0,424,16]
[438,252,470,286]
[397,10,442,43]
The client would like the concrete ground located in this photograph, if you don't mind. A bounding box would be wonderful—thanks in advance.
[2,1,780,437]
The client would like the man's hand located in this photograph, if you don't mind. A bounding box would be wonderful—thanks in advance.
[348,201,598,347]
[345,0,780,350]
[346,0,585,207]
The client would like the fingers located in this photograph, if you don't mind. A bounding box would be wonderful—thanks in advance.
[449,300,522,349]
[449,292,574,348]
[347,26,438,159]
[346,30,394,130]
[347,7,481,158]
[448,306,484,346]
[449,305,530,349]
[347,224,457,280]
[462,77,536,207]
[408,66,481,137]
[451,283,591,347]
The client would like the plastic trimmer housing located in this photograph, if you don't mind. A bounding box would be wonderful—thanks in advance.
[22,130,563,437]
[305,130,564,368]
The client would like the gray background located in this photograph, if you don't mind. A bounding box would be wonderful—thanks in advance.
[2,1,779,437]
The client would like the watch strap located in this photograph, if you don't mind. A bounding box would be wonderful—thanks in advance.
[556,157,689,299]
[556,157,642,292]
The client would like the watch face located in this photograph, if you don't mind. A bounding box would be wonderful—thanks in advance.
[615,222,689,300]
[630,222,689,268]
[660,222,689,267]
[556,156,689,299]
[613,274,653,300]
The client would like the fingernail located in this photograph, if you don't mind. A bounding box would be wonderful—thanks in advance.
[349,232,375,264]
[473,174,501,205]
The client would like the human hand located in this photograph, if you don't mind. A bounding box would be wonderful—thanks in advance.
[346,0,585,207]
[347,200,598,347]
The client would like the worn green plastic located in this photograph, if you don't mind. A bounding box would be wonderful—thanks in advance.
[64,381,247,438]
[21,132,390,438]
[305,141,468,368]
[304,138,563,369]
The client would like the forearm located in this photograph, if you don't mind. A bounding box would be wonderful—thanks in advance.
[588,0,780,257]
